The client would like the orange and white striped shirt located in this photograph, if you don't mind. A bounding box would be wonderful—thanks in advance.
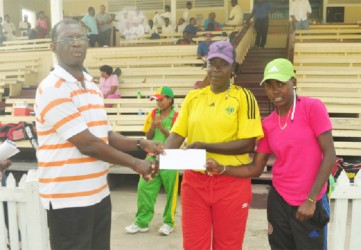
[35,65,111,209]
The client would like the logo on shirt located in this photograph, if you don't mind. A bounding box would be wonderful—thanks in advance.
[225,106,235,115]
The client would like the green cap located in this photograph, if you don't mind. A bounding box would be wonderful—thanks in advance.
[150,86,174,100]
[260,58,295,85]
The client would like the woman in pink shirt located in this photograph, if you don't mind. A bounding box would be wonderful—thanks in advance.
[206,58,336,250]
[36,11,49,38]
[99,65,121,106]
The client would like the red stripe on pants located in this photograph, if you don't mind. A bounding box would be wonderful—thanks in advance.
[181,170,252,250]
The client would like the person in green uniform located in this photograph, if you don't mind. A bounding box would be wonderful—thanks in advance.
[125,86,179,236]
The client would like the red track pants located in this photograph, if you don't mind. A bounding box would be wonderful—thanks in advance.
[181,170,252,250]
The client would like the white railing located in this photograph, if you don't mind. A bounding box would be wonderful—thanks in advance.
[330,170,361,250]
[0,170,49,250]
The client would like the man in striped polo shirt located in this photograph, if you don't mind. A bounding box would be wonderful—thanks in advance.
[35,19,162,250]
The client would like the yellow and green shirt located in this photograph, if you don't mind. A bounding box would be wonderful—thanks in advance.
[172,85,263,166]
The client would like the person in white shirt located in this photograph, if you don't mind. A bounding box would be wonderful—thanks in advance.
[175,18,186,33]
[290,0,312,30]
[19,15,31,36]
[3,14,16,41]
[183,2,192,24]
[226,0,243,26]
[145,19,158,34]
[161,18,174,35]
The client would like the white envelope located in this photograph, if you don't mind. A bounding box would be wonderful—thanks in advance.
[159,149,206,170]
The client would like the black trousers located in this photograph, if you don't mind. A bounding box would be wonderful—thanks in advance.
[254,18,269,48]
[88,34,100,47]
[267,187,325,250]
[47,195,111,250]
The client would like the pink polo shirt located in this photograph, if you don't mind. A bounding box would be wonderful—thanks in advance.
[99,75,119,96]
[257,96,332,206]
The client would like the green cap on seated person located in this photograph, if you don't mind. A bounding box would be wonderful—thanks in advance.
[150,86,174,100]
[260,58,295,85]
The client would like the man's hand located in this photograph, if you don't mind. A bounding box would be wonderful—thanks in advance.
[140,140,164,155]
[153,115,162,129]
[133,158,159,181]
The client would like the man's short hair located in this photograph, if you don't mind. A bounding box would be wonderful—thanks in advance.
[51,19,80,42]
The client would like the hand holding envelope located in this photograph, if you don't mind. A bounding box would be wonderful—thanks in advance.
[159,149,206,170]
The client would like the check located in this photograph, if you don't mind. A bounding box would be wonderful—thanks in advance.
[159,149,206,170]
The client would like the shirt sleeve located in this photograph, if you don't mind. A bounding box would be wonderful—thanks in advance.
[308,99,332,137]
[256,125,272,154]
[142,111,153,133]
[237,89,264,140]
[110,75,119,87]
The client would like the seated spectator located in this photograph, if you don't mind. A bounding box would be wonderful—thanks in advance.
[197,32,213,61]
[175,18,186,34]
[19,15,31,36]
[184,18,198,38]
[183,2,193,24]
[161,5,173,24]
[161,18,174,35]
[176,30,196,45]
[145,19,160,39]
[204,12,224,31]
[226,0,244,26]
[112,67,124,84]
[99,65,121,107]
[221,31,229,41]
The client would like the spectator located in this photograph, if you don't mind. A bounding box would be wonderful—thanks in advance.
[175,18,186,34]
[249,0,273,48]
[221,31,229,41]
[3,14,16,41]
[35,19,162,249]
[164,41,263,249]
[183,2,193,24]
[19,15,31,36]
[161,5,173,25]
[184,18,198,38]
[145,19,159,39]
[161,18,174,35]
[226,0,244,26]
[206,58,335,250]
[197,31,213,61]
[290,0,312,30]
[96,4,114,47]
[203,12,224,31]
[153,5,172,28]
[176,30,196,45]
[81,6,100,47]
[0,17,4,45]
[125,87,179,236]
[36,11,49,38]
[99,65,121,105]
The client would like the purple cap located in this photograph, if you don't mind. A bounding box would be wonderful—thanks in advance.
[206,41,234,64]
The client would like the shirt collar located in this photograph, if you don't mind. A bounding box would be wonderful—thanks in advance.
[52,64,93,83]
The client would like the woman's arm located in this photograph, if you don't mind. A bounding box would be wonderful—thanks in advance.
[104,86,117,98]
[206,152,269,177]
[186,138,257,155]
[164,132,185,149]
[295,130,336,221]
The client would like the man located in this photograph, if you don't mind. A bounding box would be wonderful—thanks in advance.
[19,15,31,36]
[3,14,16,41]
[249,0,272,48]
[197,32,213,61]
[161,17,174,35]
[96,4,114,47]
[81,6,100,47]
[226,0,243,26]
[35,19,162,250]
[290,0,312,30]
[183,1,192,24]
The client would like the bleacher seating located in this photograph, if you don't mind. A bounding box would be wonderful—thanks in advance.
[295,24,361,42]
[294,42,361,157]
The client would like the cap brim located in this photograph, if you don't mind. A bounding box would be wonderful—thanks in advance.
[207,53,233,64]
[150,94,166,100]
[260,74,292,85]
